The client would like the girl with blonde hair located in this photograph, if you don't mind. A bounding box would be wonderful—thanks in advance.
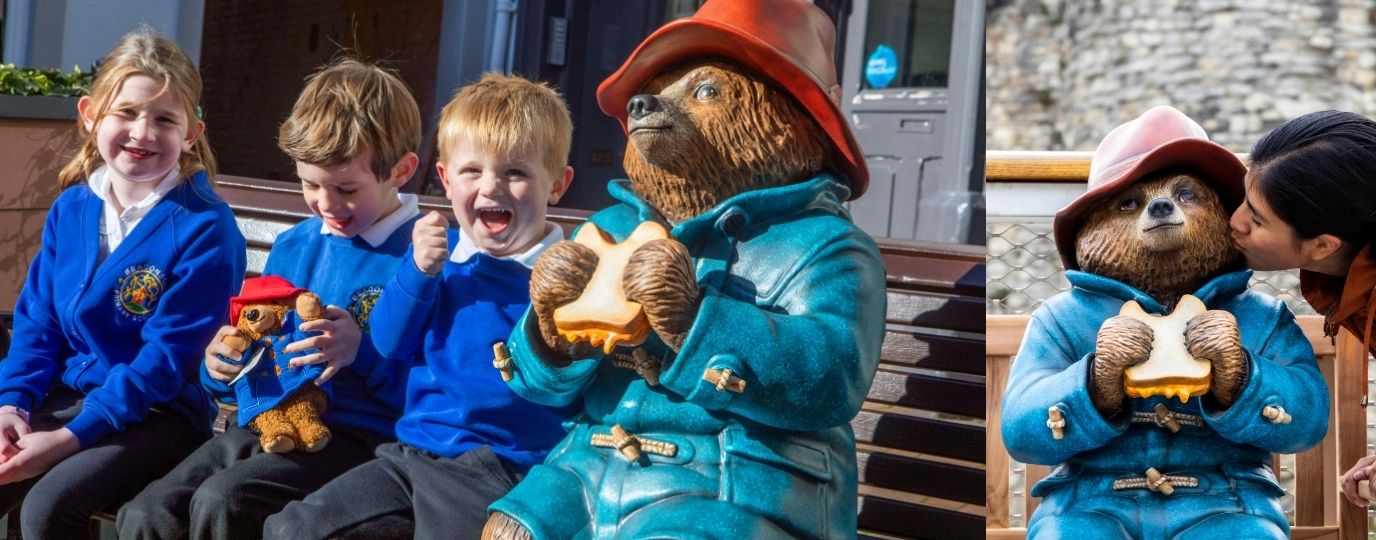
[0,28,244,537]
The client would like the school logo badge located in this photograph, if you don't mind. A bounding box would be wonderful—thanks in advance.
[349,286,383,333]
[115,264,165,319]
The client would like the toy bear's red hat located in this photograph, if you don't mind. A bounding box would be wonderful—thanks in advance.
[596,0,869,199]
[1053,106,1247,270]
[229,275,307,324]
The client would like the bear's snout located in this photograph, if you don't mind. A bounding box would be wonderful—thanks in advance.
[1147,198,1175,219]
[628,94,661,120]
[239,304,284,337]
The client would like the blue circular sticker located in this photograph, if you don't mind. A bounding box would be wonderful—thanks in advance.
[866,44,899,89]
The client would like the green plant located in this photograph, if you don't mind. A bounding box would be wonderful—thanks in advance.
[0,64,92,97]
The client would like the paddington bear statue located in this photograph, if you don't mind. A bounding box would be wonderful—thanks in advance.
[482,0,886,538]
[1001,106,1329,539]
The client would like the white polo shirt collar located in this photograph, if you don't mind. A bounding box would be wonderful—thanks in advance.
[318,193,421,248]
[89,165,181,255]
[450,223,563,269]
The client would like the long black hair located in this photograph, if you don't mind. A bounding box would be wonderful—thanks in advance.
[1250,110,1376,253]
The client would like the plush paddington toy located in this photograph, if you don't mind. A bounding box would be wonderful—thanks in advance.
[221,275,332,454]
[1001,106,1329,539]
[483,1,885,538]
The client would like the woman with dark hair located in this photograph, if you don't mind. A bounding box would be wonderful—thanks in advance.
[1229,109,1376,508]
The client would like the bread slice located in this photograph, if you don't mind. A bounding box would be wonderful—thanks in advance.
[1120,294,1212,402]
[553,221,668,353]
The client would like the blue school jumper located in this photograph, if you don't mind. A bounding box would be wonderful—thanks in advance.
[370,230,571,470]
[2,171,246,447]
[201,215,419,437]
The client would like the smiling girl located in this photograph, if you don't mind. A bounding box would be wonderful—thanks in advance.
[0,29,245,537]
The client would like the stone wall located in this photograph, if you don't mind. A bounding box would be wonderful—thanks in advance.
[986,0,1376,151]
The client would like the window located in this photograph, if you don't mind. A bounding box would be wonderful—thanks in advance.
[665,0,706,21]
[861,0,954,90]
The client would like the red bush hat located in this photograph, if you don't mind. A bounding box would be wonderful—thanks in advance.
[596,0,870,199]
[229,275,306,324]
[1053,105,1246,270]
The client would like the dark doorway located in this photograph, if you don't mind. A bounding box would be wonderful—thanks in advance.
[540,0,672,211]
[199,1,444,183]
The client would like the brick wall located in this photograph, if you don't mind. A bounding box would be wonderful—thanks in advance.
[200,0,443,183]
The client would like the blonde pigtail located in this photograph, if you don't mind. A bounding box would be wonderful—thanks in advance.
[58,139,102,189]
[181,130,217,186]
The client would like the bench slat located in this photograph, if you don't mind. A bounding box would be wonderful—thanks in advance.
[858,449,983,505]
[887,290,984,334]
[234,216,294,246]
[851,410,983,462]
[246,249,270,277]
[882,327,984,376]
[882,256,984,297]
[866,368,983,419]
[858,496,982,539]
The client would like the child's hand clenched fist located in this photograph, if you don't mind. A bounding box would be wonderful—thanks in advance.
[413,211,450,276]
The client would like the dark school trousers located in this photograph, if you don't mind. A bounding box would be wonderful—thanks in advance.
[263,442,523,540]
[0,385,206,540]
[117,420,390,540]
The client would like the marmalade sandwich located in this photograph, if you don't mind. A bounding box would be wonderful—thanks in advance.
[1120,295,1212,402]
[553,221,670,353]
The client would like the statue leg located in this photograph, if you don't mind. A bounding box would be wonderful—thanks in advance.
[1173,512,1285,540]
[1166,475,1286,539]
[1171,485,1286,540]
[1026,511,1132,540]
[484,438,602,540]
[481,512,531,540]
[618,496,791,539]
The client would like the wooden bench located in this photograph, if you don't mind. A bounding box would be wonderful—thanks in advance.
[985,150,1369,540]
[217,175,989,540]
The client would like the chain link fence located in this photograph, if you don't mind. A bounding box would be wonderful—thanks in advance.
[986,218,1316,315]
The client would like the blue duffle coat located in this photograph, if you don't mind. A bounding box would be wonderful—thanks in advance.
[1002,270,1329,539]
[489,175,886,539]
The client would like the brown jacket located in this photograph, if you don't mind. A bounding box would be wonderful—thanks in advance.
[1301,245,1376,358]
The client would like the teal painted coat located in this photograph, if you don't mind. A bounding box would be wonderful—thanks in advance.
[489,175,886,539]
[1001,270,1329,539]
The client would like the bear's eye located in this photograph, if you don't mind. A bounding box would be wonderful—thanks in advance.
[694,82,719,101]
[1118,198,1139,211]
[1177,189,1196,203]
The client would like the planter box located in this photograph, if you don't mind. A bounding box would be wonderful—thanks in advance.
[0,95,79,312]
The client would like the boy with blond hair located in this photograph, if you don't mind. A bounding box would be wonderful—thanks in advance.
[264,73,575,539]
[118,59,425,540]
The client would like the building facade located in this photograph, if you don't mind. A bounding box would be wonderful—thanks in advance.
[4,0,984,244]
